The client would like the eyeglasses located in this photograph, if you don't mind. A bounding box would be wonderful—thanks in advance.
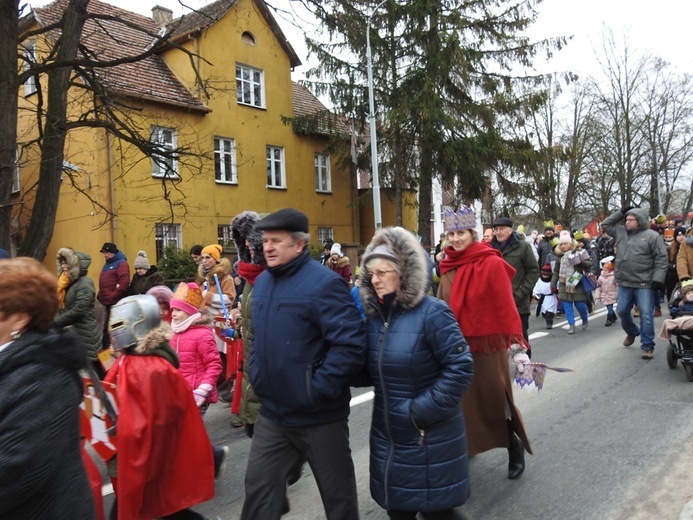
[625,217,638,222]
[366,269,397,279]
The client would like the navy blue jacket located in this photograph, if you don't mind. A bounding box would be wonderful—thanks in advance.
[363,296,473,511]
[249,249,367,427]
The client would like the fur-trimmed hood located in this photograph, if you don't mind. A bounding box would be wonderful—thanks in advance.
[231,211,266,266]
[131,322,178,368]
[359,227,428,314]
[326,255,350,269]
[56,247,91,282]
[199,257,232,281]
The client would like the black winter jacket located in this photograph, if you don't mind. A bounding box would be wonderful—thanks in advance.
[0,328,93,519]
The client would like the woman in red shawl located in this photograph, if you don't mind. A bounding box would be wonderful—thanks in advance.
[437,206,532,480]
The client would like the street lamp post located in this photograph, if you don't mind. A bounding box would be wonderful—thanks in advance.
[366,0,386,231]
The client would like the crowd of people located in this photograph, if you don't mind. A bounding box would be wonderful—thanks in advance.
[0,204,687,519]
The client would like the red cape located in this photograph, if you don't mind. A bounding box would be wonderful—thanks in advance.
[105,355,214,520]
[439,241,527,352]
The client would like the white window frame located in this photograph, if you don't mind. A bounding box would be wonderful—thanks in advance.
[151,126,178,178]
[218,224,233,246]
[155,223,181,261]
[266,146,285,188]
[23,40,37,96]
[12,150,20,194]
[236,64,264,108]
[315,153,331,192]
[214,137,237,184]
[317,227,333,244]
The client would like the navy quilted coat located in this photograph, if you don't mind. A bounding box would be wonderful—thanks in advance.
[360,227,474,512]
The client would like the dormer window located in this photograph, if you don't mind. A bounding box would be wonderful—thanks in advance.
[241,31,256,45]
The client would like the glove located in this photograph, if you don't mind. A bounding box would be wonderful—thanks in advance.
[621,206,635,214]
[651,281,665,292]
[513,352,530,373]
[193,383,214,407]
[551,286,558,294]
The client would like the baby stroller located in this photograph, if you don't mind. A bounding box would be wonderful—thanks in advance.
[662,283,693,381]
[666,328,693,382]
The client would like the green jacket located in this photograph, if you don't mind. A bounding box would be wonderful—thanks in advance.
[55,248,102,362]
[491,233,540,315]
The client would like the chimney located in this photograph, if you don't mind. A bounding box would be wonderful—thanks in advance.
[152,5,173,26]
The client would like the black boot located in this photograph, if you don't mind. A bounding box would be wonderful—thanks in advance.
[545,312,555,330]
[508,433,525,480]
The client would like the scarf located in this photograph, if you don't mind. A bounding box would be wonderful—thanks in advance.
[237,261,265,286]
[171,312,202,334]
[57,272,71,309]
[439,241,527,353]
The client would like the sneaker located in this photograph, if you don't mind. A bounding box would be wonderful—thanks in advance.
[214,445,229,479]
[567,325,575,334]
[641,349,654,359]
[623,335,636,347]
[230,414,243,428]
[582,319,588,330]
[654,307,662,317]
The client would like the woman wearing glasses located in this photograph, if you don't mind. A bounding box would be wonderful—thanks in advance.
[359,226,473,520]
[438,206,532,481]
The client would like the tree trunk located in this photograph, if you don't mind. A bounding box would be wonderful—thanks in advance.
[19,0,90,260]
[0,0,19,252]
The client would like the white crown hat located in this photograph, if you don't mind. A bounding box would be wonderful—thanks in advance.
[444,206,476,232]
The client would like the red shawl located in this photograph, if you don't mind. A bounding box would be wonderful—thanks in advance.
[237,261,265,286]
[439,241,527,353]
[105,355,214,520]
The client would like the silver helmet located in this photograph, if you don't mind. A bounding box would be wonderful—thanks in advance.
[108,295,161,351]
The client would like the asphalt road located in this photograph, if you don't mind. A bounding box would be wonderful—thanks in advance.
[97,305,693,519]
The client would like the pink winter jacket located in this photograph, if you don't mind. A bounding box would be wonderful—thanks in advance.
[171,317,223,404]
[595,270,618,306]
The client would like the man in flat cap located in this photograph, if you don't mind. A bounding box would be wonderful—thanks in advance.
[241,208,367,519]
[490,217,540,356]
[97,242,130,350]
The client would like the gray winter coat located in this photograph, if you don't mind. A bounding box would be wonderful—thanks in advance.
[601,208,667,288]
[359,227,473,512]
[55,248,102,362]
[491,232,540,315]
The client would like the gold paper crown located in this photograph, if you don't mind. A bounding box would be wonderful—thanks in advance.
[543,220,555,229]
[444,206,476,232]
[516,224,526,234]
[573,230,584,240]
[682,279,693,295]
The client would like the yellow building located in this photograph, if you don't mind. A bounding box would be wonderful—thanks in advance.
[17,0,371,284]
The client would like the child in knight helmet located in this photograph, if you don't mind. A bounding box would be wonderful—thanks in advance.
[533,263,558,329]
[595,256,618,326]
[169,282,223,414]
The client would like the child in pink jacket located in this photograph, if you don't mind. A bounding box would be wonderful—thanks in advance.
[595,256,618,326]
[170,282,223,413]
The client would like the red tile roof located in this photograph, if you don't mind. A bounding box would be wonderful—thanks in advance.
[292,82,348,135]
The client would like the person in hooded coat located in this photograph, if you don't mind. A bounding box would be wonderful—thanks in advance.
[359,227,473,520]
[55,247,104,377]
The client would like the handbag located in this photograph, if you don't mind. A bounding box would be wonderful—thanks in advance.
[581,272,598,292]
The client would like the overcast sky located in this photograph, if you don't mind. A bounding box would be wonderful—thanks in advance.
[27,0,693,80]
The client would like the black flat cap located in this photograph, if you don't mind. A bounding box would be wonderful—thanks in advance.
[100,242,118,254]
[492,217,513,228]
[256,208,309,233]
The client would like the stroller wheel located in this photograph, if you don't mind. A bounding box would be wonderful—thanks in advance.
[685,364,693,382]
[667,343,678,369]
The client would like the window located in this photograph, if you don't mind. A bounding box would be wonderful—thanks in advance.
[218,225,233,246]
[236,64,264,107]
[151,126,178,178]
[155,223,181,261]
[241,32,256,45]
[214,137,237,184]
[22,40,37,96]
[266,146,285,188]
[315,153,331,192]
[317,227,333,244]
[12,150,20,195]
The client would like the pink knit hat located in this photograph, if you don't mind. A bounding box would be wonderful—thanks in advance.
[558,230,572,245]
[170,282,203,315]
